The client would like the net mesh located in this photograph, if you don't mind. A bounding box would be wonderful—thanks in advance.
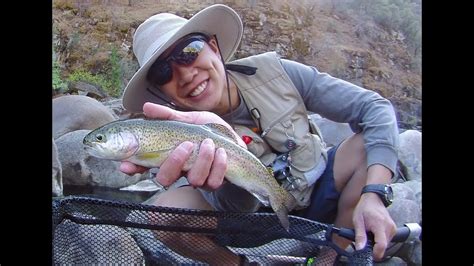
[52,196,373,265]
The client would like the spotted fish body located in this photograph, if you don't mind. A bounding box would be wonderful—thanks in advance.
[83,119,297,230]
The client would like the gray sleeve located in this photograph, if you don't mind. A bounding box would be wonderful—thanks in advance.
[281,59,399,174]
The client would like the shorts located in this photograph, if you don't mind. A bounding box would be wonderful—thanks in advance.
[199,181,261,213]
[200,143,342,223]
[298,143,341,223]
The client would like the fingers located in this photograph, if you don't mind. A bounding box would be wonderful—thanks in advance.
[204,148,227,190]
[156,141,195,187]
[352,208,396,261]
[143,102,185,121]
[143,102,247,148]
[187,139,215,187]
[373,219,397,261]
[120,161,149,175]
[372,230,388,261]
[142,102,229,190]
[187,140,227,190]
[143,102,201,124]
[353,214,367,251]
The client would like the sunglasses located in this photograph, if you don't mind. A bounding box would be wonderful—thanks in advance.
[147,34,210,86]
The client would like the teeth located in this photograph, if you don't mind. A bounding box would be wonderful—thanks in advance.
[190,80,207,97]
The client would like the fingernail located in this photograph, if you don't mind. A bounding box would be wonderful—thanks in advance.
[202,138,214,147]
[216,147,226,157]
[355,242,364,250]
[181,141,194,153]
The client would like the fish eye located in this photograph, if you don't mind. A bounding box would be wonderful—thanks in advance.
[95,134,105,141]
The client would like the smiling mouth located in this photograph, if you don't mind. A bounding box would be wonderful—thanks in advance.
[189,80,208,97]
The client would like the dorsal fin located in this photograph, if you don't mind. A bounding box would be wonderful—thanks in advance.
[204,123,240,144]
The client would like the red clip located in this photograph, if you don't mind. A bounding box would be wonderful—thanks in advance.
[242,135,253,145]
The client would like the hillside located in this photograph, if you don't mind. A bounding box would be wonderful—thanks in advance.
[52,0,421,130]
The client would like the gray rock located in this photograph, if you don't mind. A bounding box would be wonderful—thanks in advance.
[310,114,353,147]
[391,183,415,201]
[53,95,117,139]
[403,180,421,209]
[52,138,63,196]
[68,81,108,99]
[54,219,144,264]
[398,130,421,181]
[374,256,407,265]
[388,199,421,227]
[56,130,147,188]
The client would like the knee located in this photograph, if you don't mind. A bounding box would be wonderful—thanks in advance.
[342,133,367,164]
[348,133,365,153]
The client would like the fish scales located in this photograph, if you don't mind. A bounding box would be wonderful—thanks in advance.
[83,118,297,230]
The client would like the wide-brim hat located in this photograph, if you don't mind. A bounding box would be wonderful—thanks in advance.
[122,4,243,113]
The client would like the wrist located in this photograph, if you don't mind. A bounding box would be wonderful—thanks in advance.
[366,164,393,185]
[361,184,393,207]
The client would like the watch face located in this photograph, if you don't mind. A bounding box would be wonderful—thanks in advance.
[385,185,394,204]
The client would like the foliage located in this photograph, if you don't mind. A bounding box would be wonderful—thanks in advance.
[108,46,123,97]
[53,59,68,91]
[66,45,124,97]
[67,68,111,95]
[339,0,421,67]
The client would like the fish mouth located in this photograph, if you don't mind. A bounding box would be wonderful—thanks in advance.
[188,80,208,97]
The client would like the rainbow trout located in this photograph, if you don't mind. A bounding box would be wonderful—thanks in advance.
[83,119,297,230]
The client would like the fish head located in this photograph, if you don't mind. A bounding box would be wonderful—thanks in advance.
[83,123,140,161]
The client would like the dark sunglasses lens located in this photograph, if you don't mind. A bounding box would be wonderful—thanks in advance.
[173,40,205,65]
[148,60,172,86]
[147,38,207,86]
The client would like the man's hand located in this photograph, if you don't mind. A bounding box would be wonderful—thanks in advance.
[120,102,245,190]
[352,192,397,261]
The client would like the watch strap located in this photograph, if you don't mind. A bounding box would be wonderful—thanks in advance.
[361,184,392,207]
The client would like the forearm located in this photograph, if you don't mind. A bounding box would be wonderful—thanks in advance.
[366,163,393,185]
[282,60,399,174]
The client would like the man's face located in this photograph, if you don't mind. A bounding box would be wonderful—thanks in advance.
[158,37,228,114]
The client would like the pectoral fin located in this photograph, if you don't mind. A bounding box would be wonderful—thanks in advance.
[130,149,172,167]
[136,152,162,160]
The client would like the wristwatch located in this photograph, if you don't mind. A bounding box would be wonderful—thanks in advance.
[361,184,394,207]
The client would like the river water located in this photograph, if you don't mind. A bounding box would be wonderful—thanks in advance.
[63,184,156,203]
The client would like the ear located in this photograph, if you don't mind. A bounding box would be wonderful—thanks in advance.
[207,38,221,57]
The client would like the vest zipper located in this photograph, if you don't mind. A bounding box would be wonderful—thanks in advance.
[261,102,300,138]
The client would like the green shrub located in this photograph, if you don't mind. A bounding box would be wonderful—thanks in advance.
[67,68,112,95]
[108,46,123,97]
[66,45,124,97]
[53,60,68,91]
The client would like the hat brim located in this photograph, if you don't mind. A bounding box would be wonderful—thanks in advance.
[122,4,243,113]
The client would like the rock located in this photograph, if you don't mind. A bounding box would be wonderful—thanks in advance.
[68,81,108,99]
[53,95,117,139]
[52,138,63,197]
[398,130,421,181]
[56,130,147,188]
[309,114,353,147]
[54,219,144,264]
[388,199,421,227]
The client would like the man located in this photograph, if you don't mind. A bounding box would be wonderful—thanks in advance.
[121,4,398,264]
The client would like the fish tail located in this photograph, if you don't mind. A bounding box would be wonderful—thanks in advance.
[270,191,298,231]
[283,191,298,213]
[274,207,290,232]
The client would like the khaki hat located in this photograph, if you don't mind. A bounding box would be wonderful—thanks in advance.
[122,4,243,113]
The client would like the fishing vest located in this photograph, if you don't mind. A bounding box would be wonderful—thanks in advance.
[228,52,328,208]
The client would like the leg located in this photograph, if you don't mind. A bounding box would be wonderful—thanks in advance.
[145,186,241,265]
[299,133,367,264]
[331,133,368,247]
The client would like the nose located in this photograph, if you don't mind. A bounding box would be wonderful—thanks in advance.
[172,63,198,87]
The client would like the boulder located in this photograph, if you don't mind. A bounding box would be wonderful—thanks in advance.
[53,95,117,139]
